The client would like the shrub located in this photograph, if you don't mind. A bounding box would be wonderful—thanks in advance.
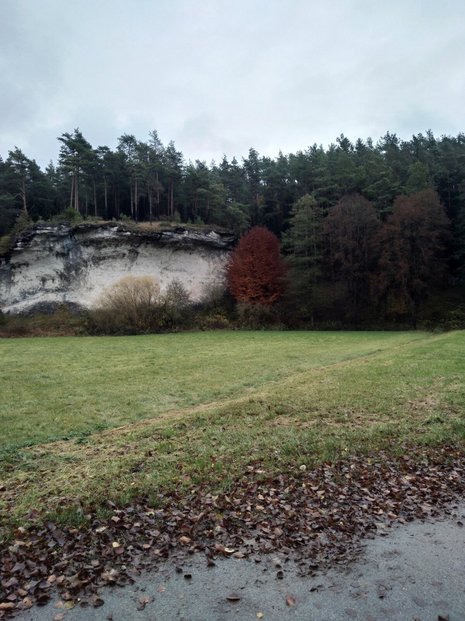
[59,207,83,224]
[199,311,231,330]
[0,235,12,256]
[98,275,161,333]
[0,208,32,257]
[163,279,190,310]
[87,276,195,334]
[158,280,193,331]
[0,306,86,337]
[200,282,227,307]
[236,302,280,329]
[439,307,465,331]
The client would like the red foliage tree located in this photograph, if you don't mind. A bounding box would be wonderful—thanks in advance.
[227,227,287,305]
[375,189,450,319]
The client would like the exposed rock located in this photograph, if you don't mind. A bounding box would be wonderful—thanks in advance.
[0,223,235,314]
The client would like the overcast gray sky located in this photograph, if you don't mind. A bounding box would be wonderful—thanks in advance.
[1,0,465,168]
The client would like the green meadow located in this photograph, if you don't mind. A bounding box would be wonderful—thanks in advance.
[1,330,464,537]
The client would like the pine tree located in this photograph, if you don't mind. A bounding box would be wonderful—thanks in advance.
[283,194,324,322]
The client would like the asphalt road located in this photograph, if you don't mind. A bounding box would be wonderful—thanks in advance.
[17,504,465,621]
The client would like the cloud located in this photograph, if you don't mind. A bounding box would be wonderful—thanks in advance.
[2,0,465,167]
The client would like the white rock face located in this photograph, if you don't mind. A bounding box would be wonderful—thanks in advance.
[0,224,234,313]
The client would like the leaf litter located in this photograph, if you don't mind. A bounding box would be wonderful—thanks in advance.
[2,445,465,617]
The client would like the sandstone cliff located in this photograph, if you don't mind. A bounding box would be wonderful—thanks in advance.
[0,223,235,314]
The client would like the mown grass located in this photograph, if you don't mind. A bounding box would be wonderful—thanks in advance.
[0,331,425,449]
[1,330,464,539]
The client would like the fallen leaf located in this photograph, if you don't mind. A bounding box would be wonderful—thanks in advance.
[137,596,151,611]
[3,446,465,615]
[90,595,104,608]
[21,596,34,609]
[0,604,14,611]
[286,595,296,607]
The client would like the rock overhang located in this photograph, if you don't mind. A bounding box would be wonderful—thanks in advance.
[0,222,235,314]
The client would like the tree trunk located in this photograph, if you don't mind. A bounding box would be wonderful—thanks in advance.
[148,186,153,222]
[113,187,118,219]
[74,173,79,213]
[156,172,160,216]
[93,180,98,217]
[21,179,28,214]
[70,175,75,210]
[134,178,138,221]
[104,178,108,219]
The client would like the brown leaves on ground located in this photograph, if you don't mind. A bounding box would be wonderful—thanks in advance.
[285,594,296,607]
[2,445,465,617]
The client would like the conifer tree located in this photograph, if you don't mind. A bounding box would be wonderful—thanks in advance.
[283,194,324,322]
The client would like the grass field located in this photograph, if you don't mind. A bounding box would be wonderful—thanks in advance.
[1,330,464,538]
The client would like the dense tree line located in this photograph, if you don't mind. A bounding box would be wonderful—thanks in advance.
[281,189,451,325]
[1,129,464,326]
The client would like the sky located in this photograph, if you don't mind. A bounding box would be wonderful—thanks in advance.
[1,0,465,169]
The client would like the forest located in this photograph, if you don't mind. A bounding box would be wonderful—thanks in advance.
[1,129,464,328]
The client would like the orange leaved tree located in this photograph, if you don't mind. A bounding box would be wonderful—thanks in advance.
[227,226,286,305]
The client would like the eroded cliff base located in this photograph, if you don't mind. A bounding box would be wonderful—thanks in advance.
[0,222,235,314]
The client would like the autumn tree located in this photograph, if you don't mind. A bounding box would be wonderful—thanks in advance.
[376,189,450,320]
[227,226,286,305]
